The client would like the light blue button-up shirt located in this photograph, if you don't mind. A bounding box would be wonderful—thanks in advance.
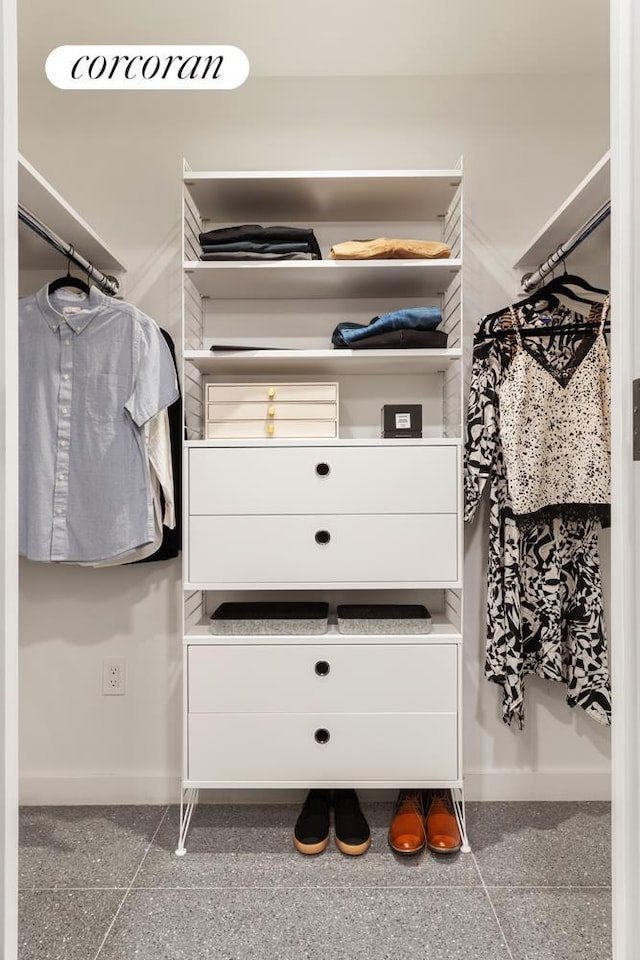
[19,285,179,562]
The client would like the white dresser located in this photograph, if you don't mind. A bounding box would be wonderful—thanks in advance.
[178,163,467,853]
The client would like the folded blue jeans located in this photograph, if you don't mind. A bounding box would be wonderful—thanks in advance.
[331,306,442,348]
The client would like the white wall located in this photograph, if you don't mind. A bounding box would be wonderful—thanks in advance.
[17,72,612,802]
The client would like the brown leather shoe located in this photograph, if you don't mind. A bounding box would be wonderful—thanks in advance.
[388,790,425,855]
[425,790,462,854]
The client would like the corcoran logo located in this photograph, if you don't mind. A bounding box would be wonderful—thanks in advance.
[46,45,249,90]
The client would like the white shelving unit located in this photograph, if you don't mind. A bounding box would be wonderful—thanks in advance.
[178,160,468,854]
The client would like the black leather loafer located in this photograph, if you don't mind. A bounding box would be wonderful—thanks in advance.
[293,789,331,855]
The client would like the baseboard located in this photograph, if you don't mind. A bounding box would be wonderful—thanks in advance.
[20,770,611,805]
[463,770,611,801]
[19,776,181,805]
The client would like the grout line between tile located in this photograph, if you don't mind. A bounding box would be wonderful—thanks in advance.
[92,804,170,960]
[482,884,612,891]
[21,882,612,893]
[471,853,516,960]
[128,882,484,891]
[20,881,613,892]
[22,886,129,893]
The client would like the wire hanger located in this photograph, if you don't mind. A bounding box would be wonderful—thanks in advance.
[48,247,91,296]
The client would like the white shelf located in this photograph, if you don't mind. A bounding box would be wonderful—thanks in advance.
[514,152,610,269]
[186,580,462,591]
[184,168,462,223]
[183,777,465,790]
[184,620,462,644]
[18,154,126,273]
[185,347,461,376]
[184,438,462,448]
[184,259,461,300]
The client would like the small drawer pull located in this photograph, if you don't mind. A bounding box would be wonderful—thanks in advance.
[314,660,330,677]
[268,387,276,398]
[266,423,275,436]
[315,462,330,477]
[314,728,330,744]
[267,405,276,417]
[315,530,331,545]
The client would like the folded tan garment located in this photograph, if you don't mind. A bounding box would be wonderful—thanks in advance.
[329,238,451,260]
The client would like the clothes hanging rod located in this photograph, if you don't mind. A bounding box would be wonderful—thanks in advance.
[520,200,611,293]
[18,204,120,296]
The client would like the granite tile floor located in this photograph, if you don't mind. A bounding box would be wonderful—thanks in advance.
[18,800,611,960]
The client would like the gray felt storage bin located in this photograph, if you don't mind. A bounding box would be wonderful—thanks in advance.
[209,601,329,635]
[336,604,432,635]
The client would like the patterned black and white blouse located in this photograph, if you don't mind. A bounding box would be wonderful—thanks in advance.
[499,299,610,523]
[464,311,611,728]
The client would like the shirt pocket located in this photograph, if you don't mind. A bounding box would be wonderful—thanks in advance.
[81,372,128,424]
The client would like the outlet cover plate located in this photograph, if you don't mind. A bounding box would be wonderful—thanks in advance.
[102,658,125,696]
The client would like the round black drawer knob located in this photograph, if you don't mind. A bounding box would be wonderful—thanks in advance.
[315,462,330,477]
[314,660,330,676]
[314,728,330,744]
[315,530,331,545]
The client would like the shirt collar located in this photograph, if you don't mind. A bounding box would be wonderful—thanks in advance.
[35,284,106,334]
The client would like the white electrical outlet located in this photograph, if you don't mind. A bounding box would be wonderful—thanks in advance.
[102,658,126,696]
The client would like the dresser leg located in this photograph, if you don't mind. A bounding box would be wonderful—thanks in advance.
[450,785,471,852]
[175,787,199,856]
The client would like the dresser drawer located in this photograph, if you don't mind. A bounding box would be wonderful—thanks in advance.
[207,401,338,422]
[188,514,458,584]
[188,444,458,515]
[188,643,458,714]
[188,712,458,783]
[206,382,338,403]
[205,419,337,440]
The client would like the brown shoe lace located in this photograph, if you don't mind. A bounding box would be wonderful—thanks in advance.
[393,789,424,816]
[427,789,454,814]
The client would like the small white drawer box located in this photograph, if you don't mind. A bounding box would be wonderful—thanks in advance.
[206,382,338,403]
[206,401,337,422]
[205,419,337,439]
[204,381,339,439]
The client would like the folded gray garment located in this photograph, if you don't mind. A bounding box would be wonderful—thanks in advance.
[200,251,315,261]
[201,241,312,254]
[335,329,449,349]
[198,224,322,261]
